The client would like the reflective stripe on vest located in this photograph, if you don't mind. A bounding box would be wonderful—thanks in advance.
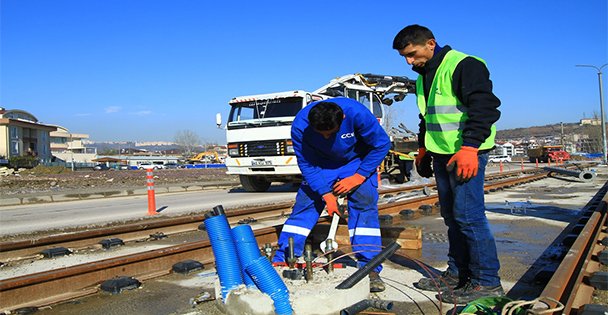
[416,50,496,154]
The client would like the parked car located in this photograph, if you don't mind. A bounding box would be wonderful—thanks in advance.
[138,163,155,170]
[489,155,511,163]
[164,163,180,169]
[117,164,130,170]
[93,164,110,171]
[138,163,164,170]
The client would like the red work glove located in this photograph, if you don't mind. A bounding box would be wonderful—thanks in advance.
[447,146,479,182]
[332,173,366,195]
[322,193,340,217]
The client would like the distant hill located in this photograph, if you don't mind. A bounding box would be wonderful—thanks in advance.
[88,142,183,154]
[496,122,585,140]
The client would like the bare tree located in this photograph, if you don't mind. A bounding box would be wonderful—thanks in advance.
[383,102,411,133]
[174,130,202,157]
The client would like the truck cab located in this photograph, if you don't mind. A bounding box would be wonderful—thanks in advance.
[528,145,570,163]
[224,91,319,191]
[223,74,415,192]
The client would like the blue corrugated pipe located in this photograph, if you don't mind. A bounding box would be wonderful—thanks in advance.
[245,256,293,315]
[232,225,261,287]
[204,207,244,301]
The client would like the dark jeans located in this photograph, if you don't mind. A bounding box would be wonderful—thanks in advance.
[432,152,501,286]
[396,159,413,183]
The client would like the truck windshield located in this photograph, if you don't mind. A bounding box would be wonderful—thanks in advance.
[228,97,303,124]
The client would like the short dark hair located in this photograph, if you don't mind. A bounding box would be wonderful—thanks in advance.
[392,24,435,50]
[308,101,343,131]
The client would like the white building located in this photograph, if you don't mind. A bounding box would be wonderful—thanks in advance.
[49,125,97,164]
[493,142,515,156]
[0,108,56,163]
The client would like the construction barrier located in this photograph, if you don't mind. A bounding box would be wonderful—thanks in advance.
[146,169,157,216]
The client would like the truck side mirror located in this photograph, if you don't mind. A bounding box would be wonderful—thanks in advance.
[216,113,222,128]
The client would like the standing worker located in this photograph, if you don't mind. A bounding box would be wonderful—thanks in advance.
[392,24,503,303]
[272,97,391,292]
[395,138,415,183]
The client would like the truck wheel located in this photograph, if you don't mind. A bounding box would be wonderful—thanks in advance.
[240,175,271,192]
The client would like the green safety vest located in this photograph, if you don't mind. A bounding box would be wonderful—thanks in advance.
[398,152,416,160]
[416,50,496,154]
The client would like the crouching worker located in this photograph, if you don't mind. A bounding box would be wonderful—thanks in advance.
[272,97,391,292]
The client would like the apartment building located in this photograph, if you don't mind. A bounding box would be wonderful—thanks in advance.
[49,125,97,164]
[0,107,56,163]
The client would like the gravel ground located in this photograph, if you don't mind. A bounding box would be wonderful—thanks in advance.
[4,165,606,314]
[0,167,239,197]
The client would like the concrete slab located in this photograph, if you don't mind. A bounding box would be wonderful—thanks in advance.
[0,197,21,206]
[223,286,275,315]
[219,266,369,315]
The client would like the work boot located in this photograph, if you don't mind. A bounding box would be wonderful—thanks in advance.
[414,270,460,292]
[437,281,505,304]
[369,271,385,293]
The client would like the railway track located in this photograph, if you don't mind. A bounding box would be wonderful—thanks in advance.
[0,169,540,263]
[0,167,603,313]
[536,181,607,313]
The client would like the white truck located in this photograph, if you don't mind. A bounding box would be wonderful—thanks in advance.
[219,74,416,192]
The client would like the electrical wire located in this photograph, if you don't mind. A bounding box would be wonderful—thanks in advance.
[310,243,456,315]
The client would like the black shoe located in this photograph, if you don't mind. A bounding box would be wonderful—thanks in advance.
[438,281,505,304]
[414,271,460,292]
[369,271,385,293]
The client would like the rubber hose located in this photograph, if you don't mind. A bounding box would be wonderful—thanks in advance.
[340,299,394,315]
[336,241,401,289]
[213,204,226,216]
[232,225,261,287]
[205,213,244,301]
[245,256,293,315]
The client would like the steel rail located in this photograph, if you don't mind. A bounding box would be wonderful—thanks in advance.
[537,182,608,314]
[378,172,547,215]
[0,172,550,312]
[0,226,281,311]
[0,172,547,263]
[0,202,294,261]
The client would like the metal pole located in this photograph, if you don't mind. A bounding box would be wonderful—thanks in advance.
[598,69,607,165]
[560,122,564,149]
[576,64,608,165]
[70,133,75,171]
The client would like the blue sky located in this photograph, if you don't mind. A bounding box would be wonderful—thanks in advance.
[1,0,607,143]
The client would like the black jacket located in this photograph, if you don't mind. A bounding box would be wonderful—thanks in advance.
[413,45,501,152]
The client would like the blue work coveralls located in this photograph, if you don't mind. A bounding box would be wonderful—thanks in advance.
[272,97,391,273]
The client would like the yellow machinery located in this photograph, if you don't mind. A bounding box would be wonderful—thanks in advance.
[188,151,221,164]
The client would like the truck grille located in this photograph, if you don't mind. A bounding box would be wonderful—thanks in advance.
[239,140,287,157]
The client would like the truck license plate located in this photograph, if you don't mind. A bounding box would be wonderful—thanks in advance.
[251,160,271,166]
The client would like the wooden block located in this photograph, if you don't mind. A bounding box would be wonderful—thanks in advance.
[393,238,422,250]
[335,234,350,246]
[311,223,423,250]
[381,226,422,240]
